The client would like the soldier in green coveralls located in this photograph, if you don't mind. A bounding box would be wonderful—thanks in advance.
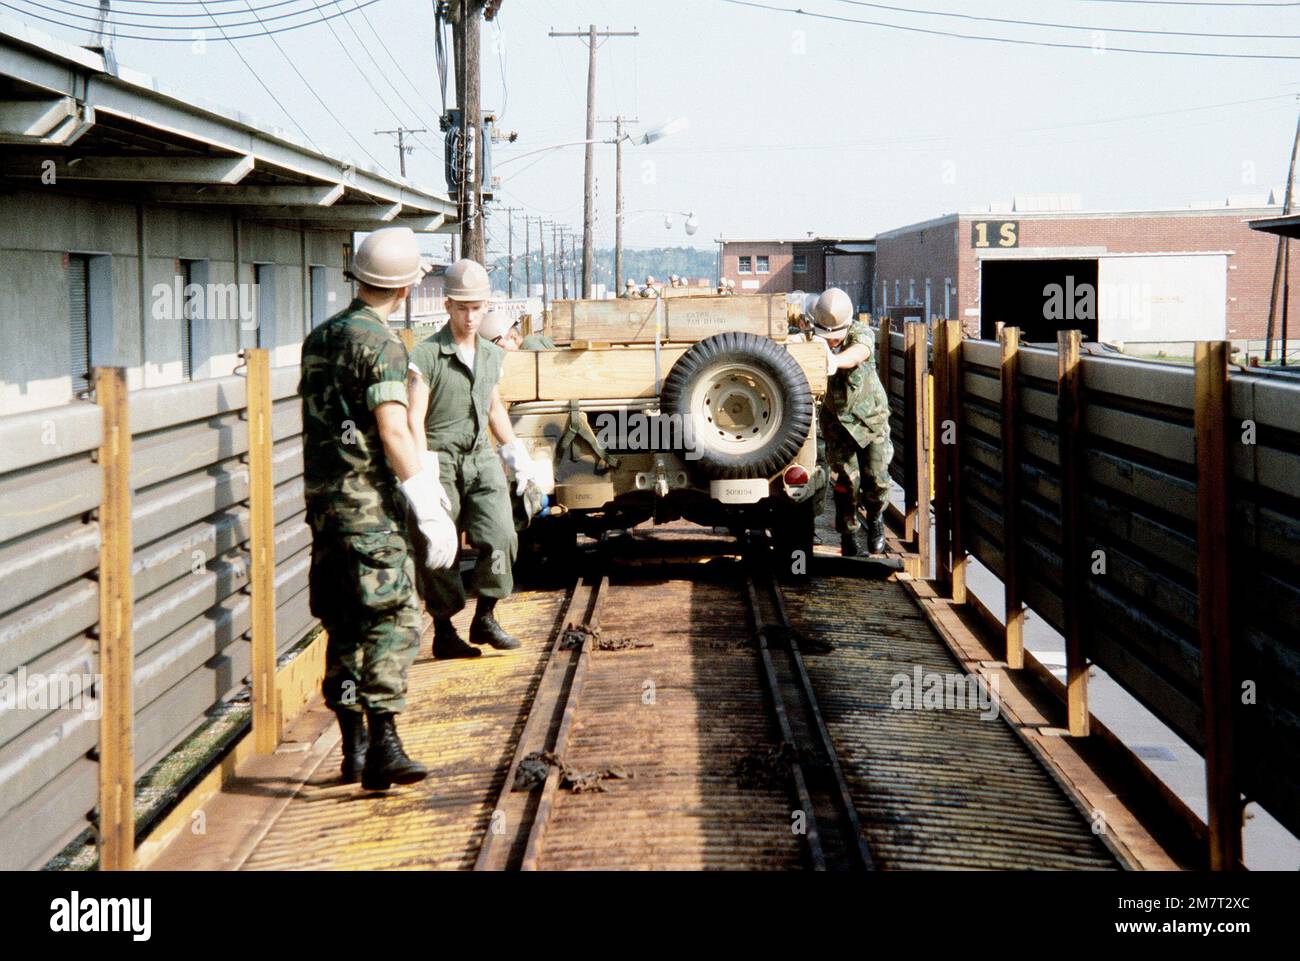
[299,227,458,790]
[811,287,894,556]
[406,260,545,659]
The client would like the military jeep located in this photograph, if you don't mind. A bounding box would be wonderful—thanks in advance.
[499,293,829,571]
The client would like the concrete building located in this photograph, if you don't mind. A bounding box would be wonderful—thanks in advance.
[0,18,457,415]
[717,237,875,311]
[873,195,1292,347]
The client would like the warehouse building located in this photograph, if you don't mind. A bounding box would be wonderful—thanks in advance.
[717,236,875,312]
[0,18,456,416]
[873,194,1291,349]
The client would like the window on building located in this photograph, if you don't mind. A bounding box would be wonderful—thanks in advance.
[738,255,752,275]
[894,280,900,304]
[793,254,807,274]
[310,266,329,329]
[68,254,91,393]
[756,255,770,274]
[69,252,114,396]
[254,263,275,348]
[179,259,211,379]
[908,278,916,304]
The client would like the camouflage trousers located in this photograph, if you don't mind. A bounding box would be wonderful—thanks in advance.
[816,414,894,533]
[309,528,422,715]
[413,445,518,619]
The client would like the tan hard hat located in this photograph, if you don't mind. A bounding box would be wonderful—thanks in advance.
[351,227,424,288]
[479,306,518,342]
[812,288,854,338]
[444,258,492,301]
[646,275,656,284]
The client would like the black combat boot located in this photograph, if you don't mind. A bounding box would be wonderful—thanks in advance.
[361,711,428,791]
[334,709,368,784]
[840,529,863,557]
[469,597,521,650]
[867,511,887,555]
[433,617,481,659]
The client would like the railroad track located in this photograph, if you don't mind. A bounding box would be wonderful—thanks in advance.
[475,534,875,871]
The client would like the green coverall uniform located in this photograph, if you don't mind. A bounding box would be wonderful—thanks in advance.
[300,299,422,715]
[816,319,895,534]
[408,324,518,617]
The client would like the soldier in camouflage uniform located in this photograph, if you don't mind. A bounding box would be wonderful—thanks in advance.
[300,227,458,790]
[811,288,894,556]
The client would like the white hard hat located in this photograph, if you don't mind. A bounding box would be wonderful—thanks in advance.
[625,278,636,287]
[803,292,820,319]
[351,227,424,288]
[646,275,656,284]
[479,306,518,342]
[444,258,492,301]
[812,288,854,338]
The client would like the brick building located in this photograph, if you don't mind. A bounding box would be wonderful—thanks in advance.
[717,237,875,312]
[874,197,1291,346]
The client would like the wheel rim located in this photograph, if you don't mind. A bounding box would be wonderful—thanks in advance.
[689,362,785,456]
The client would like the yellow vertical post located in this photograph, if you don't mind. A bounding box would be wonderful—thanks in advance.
[398,328,416,353]
[1194,340,1241,870]
[95,367,134,871]
[247,348,279,754]
[1057,330,1089,737]
[946,320,968,603]
[932,322,952,592]
[999,327,1024,669]
[905,321,931,577]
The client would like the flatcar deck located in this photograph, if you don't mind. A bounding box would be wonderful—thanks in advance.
[148,526,1121,871]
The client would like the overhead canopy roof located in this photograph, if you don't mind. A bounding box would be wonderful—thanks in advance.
[1248,214,1300,240]
[0,17,456,233]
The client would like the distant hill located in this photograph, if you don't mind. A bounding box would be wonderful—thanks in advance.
[487,245,717,293]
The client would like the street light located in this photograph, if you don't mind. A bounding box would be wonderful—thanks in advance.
[639,117,690,145]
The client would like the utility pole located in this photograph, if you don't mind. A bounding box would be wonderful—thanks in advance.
[374,127,427,178]
[1266,102,1300,363]
[524,215,532,296]
[451,0,491,263]
[571,233,579,297]
[550,222,561,299]
[503,206,521,297]
[549,25,638,298]
[538,217,549,310]
[558,226,569,299]
[599,115,637,295]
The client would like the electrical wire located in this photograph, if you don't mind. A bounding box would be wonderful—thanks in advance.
[1,0,389,41]
[352,0,444,118]
[195,0,325,152]
[716,0,1300,60]
[235,0,396,175]
[828,0,1300,40]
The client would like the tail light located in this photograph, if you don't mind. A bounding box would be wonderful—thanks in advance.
[783,465,809,486]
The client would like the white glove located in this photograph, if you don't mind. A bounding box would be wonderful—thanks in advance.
[824,340,839,376]
[400,466,458,570]
[498,438,539,496]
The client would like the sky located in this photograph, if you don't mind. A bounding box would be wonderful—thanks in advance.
[10,0,1299,259]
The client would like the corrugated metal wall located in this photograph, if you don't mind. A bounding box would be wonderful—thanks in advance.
[953,339,1300,840]
[0,367,315,870]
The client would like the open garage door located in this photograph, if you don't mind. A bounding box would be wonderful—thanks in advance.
[979,258,1098,343]
[1097,254,1227,344]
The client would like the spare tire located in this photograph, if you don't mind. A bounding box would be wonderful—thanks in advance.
[660,331,813,480]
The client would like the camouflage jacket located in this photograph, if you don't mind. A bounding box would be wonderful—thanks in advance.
[299,299,409,533]
[822,319,891,446]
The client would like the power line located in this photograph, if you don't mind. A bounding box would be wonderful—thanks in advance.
[235,0,396,175]
[716,0,1300,60]
[2,0,389,41]
[195,0,325,152]
[828,0,1300,39]
[351,0,445,118]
